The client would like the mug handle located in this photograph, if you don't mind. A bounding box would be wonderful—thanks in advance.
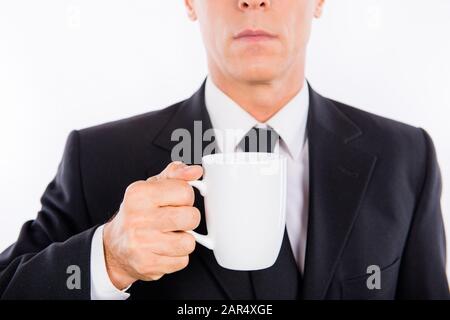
[187,180,214,250]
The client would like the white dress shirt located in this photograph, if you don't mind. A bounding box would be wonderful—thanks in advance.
[90,77,310,299]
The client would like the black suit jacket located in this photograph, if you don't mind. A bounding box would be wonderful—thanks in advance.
[0,81,448,299]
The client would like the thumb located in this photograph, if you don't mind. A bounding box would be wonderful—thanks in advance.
[149,161,203,182]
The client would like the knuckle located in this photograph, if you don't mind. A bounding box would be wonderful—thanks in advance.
[181,233,196,253]
[147,274,164,281]
[166,161,182,172]
[144,181,159,196]
[126,180,145,195]
[124,181,155,208]
[169,256,189,272]
[179,182,195,205]
[178,256,190,269]
[190,207,201,229]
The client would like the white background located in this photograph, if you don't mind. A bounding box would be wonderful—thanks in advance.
[0,1,449,276]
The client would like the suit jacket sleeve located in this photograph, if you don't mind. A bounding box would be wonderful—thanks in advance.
[396,129,449,299]
[0,130,95,299]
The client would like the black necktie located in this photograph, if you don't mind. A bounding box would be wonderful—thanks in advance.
[238,127,279,153]
[239,127,303,300]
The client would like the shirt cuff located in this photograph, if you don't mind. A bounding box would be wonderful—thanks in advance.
[90,224,130,300]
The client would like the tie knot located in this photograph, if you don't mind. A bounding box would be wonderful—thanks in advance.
[238,127,279,153]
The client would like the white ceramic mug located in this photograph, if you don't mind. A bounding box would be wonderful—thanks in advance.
[188,152,287,271]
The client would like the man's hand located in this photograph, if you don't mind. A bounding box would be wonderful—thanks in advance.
[103,161,203,290]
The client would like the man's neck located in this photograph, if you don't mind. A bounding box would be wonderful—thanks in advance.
[208,65,305,123]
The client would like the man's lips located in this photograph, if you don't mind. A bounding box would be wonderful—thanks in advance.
[233,29,278,42]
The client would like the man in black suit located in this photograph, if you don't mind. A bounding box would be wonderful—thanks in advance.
[0,0,448,299]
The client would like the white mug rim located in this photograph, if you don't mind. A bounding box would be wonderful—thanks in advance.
[202,152,286,165]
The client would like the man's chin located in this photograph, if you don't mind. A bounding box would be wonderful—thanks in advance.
[231,66,280,84]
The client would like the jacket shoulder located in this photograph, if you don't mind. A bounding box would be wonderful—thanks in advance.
[77,101,183,141]
[334,99,420,135]
[330,99,434,195]
[331,99,428,155]
[72,101,188,149]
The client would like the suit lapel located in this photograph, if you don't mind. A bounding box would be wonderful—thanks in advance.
[302,87,378,299]
[152,79,216,165]
[150,79,254,299]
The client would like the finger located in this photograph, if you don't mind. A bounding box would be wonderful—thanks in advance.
[147,231,197,257]
[147,161,186,182]
[149,179,196,206]
[166,165,203,181]
[153,254,190,274]
[147,162,203,183]
[155,206,201,232]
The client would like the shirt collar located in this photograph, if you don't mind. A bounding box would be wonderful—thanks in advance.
[205,76,309,160]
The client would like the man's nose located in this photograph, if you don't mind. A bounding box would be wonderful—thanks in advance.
[238,0,271,11]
